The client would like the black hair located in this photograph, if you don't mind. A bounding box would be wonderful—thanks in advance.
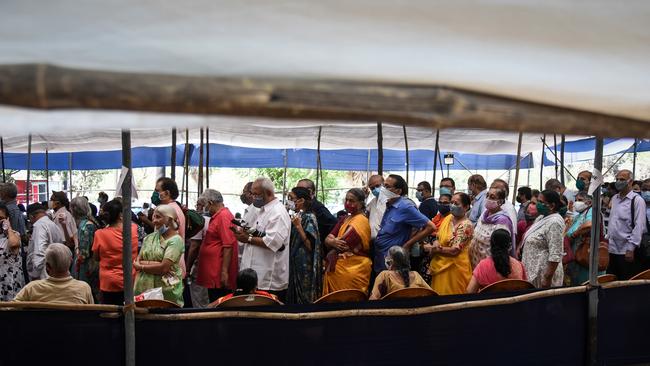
[297,179,316,195]
[51,191,70,210]
[439,193,452,201]
[89,202,98,218]
[417,181,432,193]
[98,191,109,202]
[233,268,258,296]
[388,174,408,197]
[27,203,47,216]
[517,186,532,200]
[454,192,471,208]
[291,187,313,212]
[156,177,180,200]
[540,189,564,214]
[102,199,123,226]
[490,229,512,278]
[0,203,8,218]
[17,204,26,212]
[440,177,456,188]
[532,189,540,197]
[347,188,367,211]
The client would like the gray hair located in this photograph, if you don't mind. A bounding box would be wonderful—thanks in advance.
[46,243,72,274]
[575,191,593,202]
[70,197,91,221]
[0,182,18,200]
[255,177,275,195]
[200,189,223,204]
[387,246,411,287]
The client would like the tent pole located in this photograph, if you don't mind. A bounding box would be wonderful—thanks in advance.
[316,126,322,200]
[439,151,445,178]
[539,134,545,190]
[198,128,204,198]
[366,149,371,184]
[541,138,578,181]
[68,153,73,200]
[377,122,383,175]
[205,127,210,189]
[632,138,638,179]
[184,129,190,207]
[553,134,558,180]
[587,137,603,366]
[45,149,49,197]
[403,125,409,188]
[26,135,32,205]
[120,129,136,366]
[0,137,5,183]
[171,128,177,181]
[282,149,288,203]
[527,154,531,187]
[432,130,440,189]
[560,134,566,185]
[512,132,523,205]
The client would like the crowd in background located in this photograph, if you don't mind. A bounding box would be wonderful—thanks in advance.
[0,167,648,306]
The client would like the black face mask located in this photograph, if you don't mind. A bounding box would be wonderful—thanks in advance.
[438,204,451,216]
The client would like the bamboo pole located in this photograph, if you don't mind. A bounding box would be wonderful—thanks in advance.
[0,137,5,183]
[560,134,566,185]
[120,129,136,366]
[45,149,49,197]
[205,127,210,189]
[282,149,288,203]
[366,149,371,184]
[553,134,558,180]
[184,129,190,207]
[511,132,523,205]
[541,138,578,181]
[171,128,177,181]
[539,134,545,190]
[632,138,638,179]
[68,152,73,200]
[26,135,32,205]
[403,125,409,187]
[432,130,440,189]
[587,137,603,366]
[198,127,204,198]
[316,126,323,201]
[377,122,383,175]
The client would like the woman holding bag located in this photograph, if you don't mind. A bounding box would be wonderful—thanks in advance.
[565,192,606,285]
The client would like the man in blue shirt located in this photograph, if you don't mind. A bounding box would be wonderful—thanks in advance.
[374,175,435,273]
[468,174,488,224]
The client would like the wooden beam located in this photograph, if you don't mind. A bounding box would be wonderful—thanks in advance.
[0,64,648,138]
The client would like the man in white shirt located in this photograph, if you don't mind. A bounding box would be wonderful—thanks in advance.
[26,203,65,280]
[365,175,386,240]
[49,191,78,252]
[234,178,290,302]
[237,182,259,266]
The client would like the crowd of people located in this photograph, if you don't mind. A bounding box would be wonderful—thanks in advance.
[0,167,648,306]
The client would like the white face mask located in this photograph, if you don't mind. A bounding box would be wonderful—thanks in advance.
[574,201,588,213]
[378,186,400,204]
[286,200,296,211]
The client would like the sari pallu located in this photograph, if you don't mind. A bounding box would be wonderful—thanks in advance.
[429,215,473,295]
[287,212,322,304]
[322,213,372,296]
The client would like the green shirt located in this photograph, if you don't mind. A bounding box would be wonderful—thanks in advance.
[134,231,185,306]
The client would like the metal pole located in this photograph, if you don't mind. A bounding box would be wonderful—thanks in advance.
[171,128,177,181]
[587,137,603,366]
[282,149,288,203]
[120,129,136,366]
[198,128,204,198]
[205,127,210,189]
[26,135,32,205]
[316,126,322,199]
[0,137,5,183]
[366,149,371,183]
[541,138,578,181]
[45,149,49,197]
[403,125,409,188]
[68,153,73,200]
[560,134,566,185]
[184,129,190,207]
[540,134,545,190]
[439,151,445,178]
[632,138,638,179]
[432,130,440,189]
[512,132,523,205]
[377,122,383,175]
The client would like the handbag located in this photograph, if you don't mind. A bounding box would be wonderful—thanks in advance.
[574,209,608,271]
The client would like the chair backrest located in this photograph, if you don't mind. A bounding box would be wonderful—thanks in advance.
[211,294,281,309]
[135,299,180,309]
[478,279,535,294]
[380,287,438,300]
[314,289,367,304]
[581,274,618,286]
[630,269,650,281]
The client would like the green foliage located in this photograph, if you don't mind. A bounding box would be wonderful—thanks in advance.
[1,170,19,183]
[246,168,348,203]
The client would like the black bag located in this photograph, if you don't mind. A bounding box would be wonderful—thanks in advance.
[631,196,650,259]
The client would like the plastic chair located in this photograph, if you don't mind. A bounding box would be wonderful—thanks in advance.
[478,279,535,294]
[581,274,617,286]
[630,269,650,281]
[135,299,181,309]
[380,287,438,300]
[209,294,282,309]
[314,289,367,304]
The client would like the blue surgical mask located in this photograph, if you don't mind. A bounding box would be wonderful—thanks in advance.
[439,187,452,196]
[450,204,464,217]
[642,191,650,202]
[415,191,424,202]
[158,225,169,236]
[371,187,381,198]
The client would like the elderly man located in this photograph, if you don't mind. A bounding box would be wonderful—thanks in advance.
[234,178,291,302]
[607,170,647,280]
[237,182,259,265]
[374,175,435,273]
[297,178,337,244]
[185,196,211,308]
[575,170,593,193]
[14,243,93,304]
[468,174,488,224]
[26,203,65,280]
[366,175,386,240]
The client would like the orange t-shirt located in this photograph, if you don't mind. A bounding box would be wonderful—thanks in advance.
[92,224,139,292]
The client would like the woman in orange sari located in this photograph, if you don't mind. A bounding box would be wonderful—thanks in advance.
[425,192,474,295]
[322,188,372,295]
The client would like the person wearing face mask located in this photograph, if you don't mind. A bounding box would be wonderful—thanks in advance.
[374,175,435,274]
[365,175,386,240]
[416,181,438,220]
[467,174,488,224]
[607,170,648,280]
[296,178,337,245]
[0,203,24,301]
[237,182,259,265]
[134,204,185,306]
[286,187,322,304]
[564,192,605,285]
[439,177,456,196]
[424,193,474,295]
[233,178,291,302]
[516,202,539,258]
[468,187,514,269]
[49,191,78,253]
[322,188,372,296]
[369,246,432,300]
[431,194,452,233]
[575,171,592,193]
[26,203,65,281]
[516,187,533,222]
[184,197,211,308]
[91,199,139,305]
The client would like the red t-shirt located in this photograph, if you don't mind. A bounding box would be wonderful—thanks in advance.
[197,208,238,289]
[92,224,139,292]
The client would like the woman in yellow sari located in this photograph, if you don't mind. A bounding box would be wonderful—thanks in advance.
[425,192,474,295]
[322,188,372,295]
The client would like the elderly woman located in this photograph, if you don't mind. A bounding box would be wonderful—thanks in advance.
[565,192,605,285]
[370,246,432,300]
[521,190,566,288]
[0,203,24,301]
[69,197,99,301]
[195,189,238,303]
[467,229,527,293]
[322,188,372,296]
[92,199,139,305]
[424,192,474,295]
[287,187,322,304]
[134,204,185,306]
[469,187,515,268]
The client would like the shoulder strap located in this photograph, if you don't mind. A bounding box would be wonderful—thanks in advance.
[631,195,636,230]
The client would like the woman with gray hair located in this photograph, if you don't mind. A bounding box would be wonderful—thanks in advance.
[69,197,100,301]
[369,246,432,300]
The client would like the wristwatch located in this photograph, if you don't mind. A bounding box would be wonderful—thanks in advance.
[248,234,253,244]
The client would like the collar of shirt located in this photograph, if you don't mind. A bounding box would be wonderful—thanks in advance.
[260,198,280,212]
[47,276,73,283]
[388,196,407,209]
[620,190,638,201]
